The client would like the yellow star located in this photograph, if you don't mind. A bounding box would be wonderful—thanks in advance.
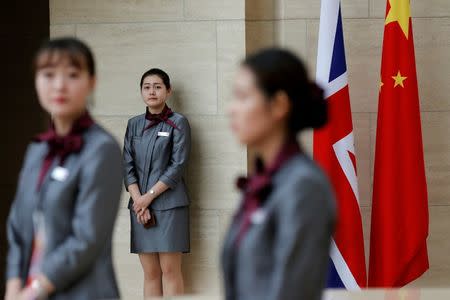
[380,80,384,89]
[392,71,407,88]
[385,0,411,39]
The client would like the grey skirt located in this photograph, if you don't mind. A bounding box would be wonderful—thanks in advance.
[130,206,190,254]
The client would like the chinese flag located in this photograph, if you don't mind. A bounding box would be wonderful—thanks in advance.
[369,0,429,287]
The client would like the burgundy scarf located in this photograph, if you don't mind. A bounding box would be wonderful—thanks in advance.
[143,105,179,133]
[34,111,94,190]
[235,138,301,247]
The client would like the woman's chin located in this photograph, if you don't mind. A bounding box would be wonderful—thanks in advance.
[47,106,86,119]
[146,101,165,109]
[236,135,252,146]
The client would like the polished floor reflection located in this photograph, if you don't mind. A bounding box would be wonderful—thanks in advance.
[120,288,450,299]
[323,288,450,299]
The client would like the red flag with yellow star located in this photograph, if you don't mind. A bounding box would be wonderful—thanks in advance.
[369,0,429,287]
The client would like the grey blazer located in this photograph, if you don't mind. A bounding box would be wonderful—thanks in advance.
[123,111,191,210]
[6,124,123,300]
[221,154,336,300]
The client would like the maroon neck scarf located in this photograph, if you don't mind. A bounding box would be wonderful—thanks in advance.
[235,137,301,247]
[34,111,94,190]
[143,105,179,133]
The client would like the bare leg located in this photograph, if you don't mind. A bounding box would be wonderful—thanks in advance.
[159,252,184,296]
[138,253,162,297]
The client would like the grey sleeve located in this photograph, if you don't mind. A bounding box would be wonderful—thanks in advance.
[41,141,123,291]
[269,177,336,300]
[123,120,138,191]
[159,117,191,189]
[6,146,33,280]
[6,192,24,280]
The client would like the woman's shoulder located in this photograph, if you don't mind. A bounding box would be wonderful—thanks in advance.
[83,124,121,155]
[168,112,190,133]
[78,125,122,181]
[127,113,146,126]
[273,154,336,213]
[277,154,328,183]
[171,111,190,126]
[21,141,48,169]
[126,113,145,135]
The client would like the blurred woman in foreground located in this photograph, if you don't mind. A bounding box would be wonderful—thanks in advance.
[221,48,336,300]
[5,37,123,300]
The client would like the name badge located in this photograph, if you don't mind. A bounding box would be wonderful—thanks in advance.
[51,166,69,182]
[250,208,267,225]
[158,131,170,137]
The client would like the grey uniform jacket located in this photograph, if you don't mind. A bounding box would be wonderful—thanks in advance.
[6,124,123,300]
[221,154,336,300]
[123,111,191,210]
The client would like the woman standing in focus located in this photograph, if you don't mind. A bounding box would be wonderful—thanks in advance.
[123,68,191,297]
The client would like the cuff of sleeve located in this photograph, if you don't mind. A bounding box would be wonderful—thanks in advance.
[41,266,63,292]
[6,266,21,280]
[125,177,138,191]
[160,175,177,189]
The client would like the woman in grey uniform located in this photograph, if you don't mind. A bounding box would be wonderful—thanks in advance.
[123,68,191,297]
[4,38,123,300]
[222,48,336,300]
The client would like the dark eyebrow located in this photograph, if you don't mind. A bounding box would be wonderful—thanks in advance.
[39,65,81,71]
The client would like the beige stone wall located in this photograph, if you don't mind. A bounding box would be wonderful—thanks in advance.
[50,0,450,295]
[245,0,450,287]
[50,0,247,296]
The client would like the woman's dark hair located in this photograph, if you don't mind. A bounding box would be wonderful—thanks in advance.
[140,68,171,90]
[243,48,327,133]
[33,37,95,76]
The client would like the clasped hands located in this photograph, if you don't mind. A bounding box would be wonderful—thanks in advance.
[5,276,54,300]
[132,193,154,225]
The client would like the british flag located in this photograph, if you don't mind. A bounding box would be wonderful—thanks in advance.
[313,0,367,289]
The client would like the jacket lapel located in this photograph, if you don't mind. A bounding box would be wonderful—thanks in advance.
[141,122,164,192]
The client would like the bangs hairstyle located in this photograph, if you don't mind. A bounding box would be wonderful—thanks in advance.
[33,37,96,76]
[140,68,171,90]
